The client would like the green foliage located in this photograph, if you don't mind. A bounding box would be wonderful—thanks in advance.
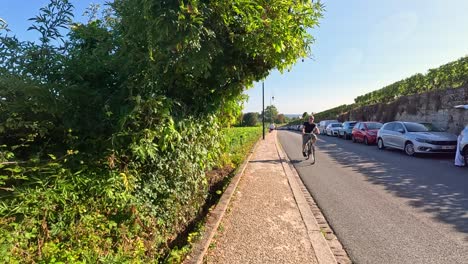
[263,105,279,123]
[219,94,248,127]
[314,104,355,122]
[314,56,468,121]
[354,56,468,106]
[223,127,262,167]
[0,0,322,262]
[0,18,7,31]
[28,0,74,45]
[275,113,286,124]
[242,112,259,127]
[112,0,323,112]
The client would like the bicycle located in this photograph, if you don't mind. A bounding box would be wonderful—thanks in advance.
[303,133,317,163]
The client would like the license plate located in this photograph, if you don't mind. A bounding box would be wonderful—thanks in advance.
[441,145,455,150]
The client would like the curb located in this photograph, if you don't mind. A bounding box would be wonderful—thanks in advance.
[184,137,261,264]
[275,135,338,264]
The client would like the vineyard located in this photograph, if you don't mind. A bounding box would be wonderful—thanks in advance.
[314,56,468,121]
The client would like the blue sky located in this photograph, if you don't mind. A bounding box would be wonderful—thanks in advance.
[2,1,468,115]
[0,1,107,33]
[245,0,468,114]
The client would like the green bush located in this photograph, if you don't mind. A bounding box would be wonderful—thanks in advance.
[242,112,259,127]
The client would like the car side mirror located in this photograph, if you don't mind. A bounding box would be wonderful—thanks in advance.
[361,128,365,131]
[397,129,405,133]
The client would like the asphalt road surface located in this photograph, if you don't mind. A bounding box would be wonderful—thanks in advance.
[278,130,468,264]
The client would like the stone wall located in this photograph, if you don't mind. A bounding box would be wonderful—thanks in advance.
[339,86,468,134]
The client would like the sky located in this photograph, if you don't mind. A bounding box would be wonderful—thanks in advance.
[0,1,106,29]
[245,0,468,115]
[1,1,468,115]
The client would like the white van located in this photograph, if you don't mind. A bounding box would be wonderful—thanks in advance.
[318,120,338,135]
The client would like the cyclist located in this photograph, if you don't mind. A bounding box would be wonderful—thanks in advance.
[269,123,276,133]
[302,115,320,157]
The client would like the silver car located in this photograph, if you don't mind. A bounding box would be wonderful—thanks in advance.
[377,121,457,156]
[319,120,338,135]
[326,123,342,136]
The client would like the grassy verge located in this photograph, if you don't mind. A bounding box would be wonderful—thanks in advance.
[165,126,262,263]
[224,126,263,167]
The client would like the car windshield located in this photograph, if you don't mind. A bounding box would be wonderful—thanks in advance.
[404,123,429,132]
[420,123,445,132]
[366,123,382,130]
[347,122,356,127]
[332,124,341,127]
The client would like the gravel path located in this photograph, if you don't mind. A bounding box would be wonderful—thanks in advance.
[205,132,318,264]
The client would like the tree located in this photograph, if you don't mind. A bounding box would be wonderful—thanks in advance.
[242,112,259,126]
[0,18,7,31]
[302,112,308,118]
[264,105,279,123]
[113,0,323,113]
[275,114,286,124]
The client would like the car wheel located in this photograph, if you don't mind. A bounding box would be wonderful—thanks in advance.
[352,135,356,143]
[378,138,385,150]
[405,142,416,156]
[364,137,369,145]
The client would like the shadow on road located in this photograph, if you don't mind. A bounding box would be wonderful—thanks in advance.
[290,159,316,167]
[316,138,468,241]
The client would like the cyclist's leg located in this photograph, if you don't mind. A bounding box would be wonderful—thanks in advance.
[310,133,317,145]
[308,137,312,154]
[302,135,307,155]
[302,134,310,156]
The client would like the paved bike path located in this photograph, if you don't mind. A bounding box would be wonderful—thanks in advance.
[204,131,331,263]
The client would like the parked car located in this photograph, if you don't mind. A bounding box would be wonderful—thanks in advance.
[352,122,383,145]
[377,121,457,156]
[326,123,342,136]
[318,120,338,135]
[338,121,357,139]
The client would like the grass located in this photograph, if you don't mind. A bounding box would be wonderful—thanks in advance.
[224,126,262,166]
[167,126,262,263]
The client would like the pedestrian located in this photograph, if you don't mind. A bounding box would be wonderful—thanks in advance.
[455,134,465,167]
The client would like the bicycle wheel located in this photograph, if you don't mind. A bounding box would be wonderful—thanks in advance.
[311,144,316,164]
[307,140,312,159]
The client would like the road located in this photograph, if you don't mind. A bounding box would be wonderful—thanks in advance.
[278,130,468,264]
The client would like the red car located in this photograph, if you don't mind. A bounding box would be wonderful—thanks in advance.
[352,122,383,145]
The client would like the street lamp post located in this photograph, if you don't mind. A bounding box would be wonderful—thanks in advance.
[262,82,265,140]
[271,96,275,124]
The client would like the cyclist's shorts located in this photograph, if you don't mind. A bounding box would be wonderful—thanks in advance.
[302,133,317,145]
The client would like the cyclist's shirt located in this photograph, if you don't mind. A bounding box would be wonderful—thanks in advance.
[303,122,316,133]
